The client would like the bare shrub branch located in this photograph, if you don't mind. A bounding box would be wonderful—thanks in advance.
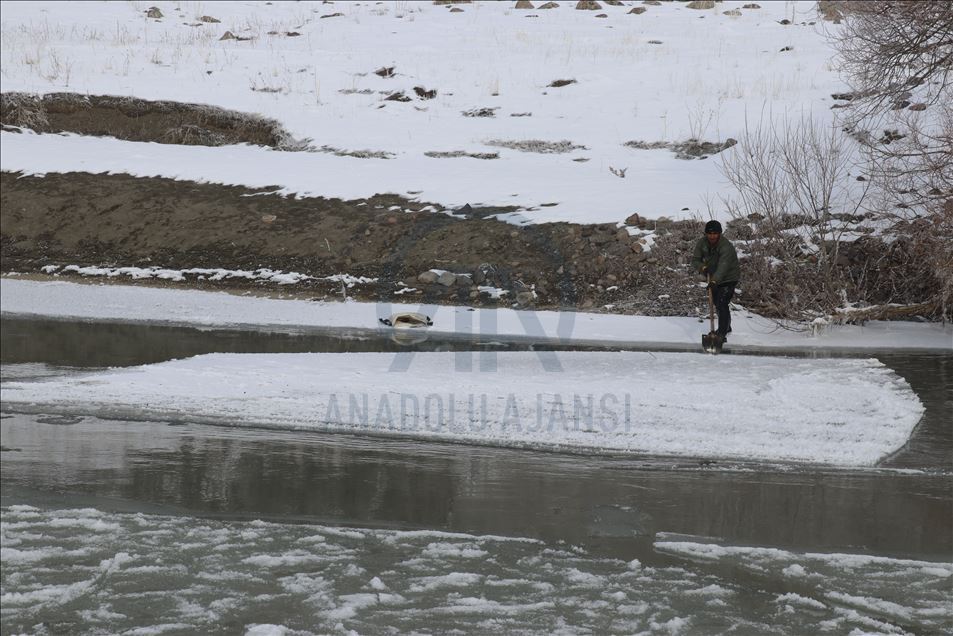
[718,116,870,320]
[833,1,953,115]
[829,0,953,320]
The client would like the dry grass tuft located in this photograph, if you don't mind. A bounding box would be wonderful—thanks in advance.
[0,92,315,151]
[0,93,50,130]
[485,139,587,153]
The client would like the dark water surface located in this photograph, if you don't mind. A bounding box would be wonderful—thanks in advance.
[1,317,951,563]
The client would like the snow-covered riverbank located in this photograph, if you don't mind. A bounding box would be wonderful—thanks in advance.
[2,278,951,351]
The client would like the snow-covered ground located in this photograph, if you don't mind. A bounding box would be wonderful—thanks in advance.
[4,278,951,351]
[0,348,924,466]
[0,0,845,224]
[2,505,950,635]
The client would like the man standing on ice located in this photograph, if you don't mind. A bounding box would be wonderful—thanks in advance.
[691,220,740,341]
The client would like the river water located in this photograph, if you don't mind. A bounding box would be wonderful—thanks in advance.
[1,318,951,635]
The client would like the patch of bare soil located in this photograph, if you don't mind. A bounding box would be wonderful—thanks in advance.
[0,93,310,150]
[0,172,707,316]
[624,138,737,160]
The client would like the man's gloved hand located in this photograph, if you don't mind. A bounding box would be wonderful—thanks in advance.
[707,280,716,290]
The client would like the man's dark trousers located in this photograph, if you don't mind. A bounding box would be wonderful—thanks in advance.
[713,282,735,337]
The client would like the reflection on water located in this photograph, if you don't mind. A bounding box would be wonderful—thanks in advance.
[0,316,449,367]
[877,352,952,470]
[2,413,950,561]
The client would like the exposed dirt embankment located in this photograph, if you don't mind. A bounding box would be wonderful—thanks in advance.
[0,92,309,149]
[0,172,703,314]
[0,91,706,314]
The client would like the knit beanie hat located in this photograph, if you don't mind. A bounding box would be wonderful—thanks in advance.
[704,220,722,234]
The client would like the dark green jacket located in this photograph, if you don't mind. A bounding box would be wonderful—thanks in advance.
[691,236,740,285]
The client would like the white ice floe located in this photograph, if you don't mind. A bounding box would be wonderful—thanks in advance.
[1,349,924,466]
[2,506,950,635]
[655,538,952,634]
[3,279,951,351]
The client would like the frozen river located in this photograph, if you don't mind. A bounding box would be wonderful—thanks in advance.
[2,318,951,634]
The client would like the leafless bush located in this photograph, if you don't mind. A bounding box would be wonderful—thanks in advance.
[833,1,952,208]
[829,0,953,320]
[834,2,951,115]
[856,101,953,320]
[718,116,871,319]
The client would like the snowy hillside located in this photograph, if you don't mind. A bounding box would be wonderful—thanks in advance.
[0,0,845,225]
